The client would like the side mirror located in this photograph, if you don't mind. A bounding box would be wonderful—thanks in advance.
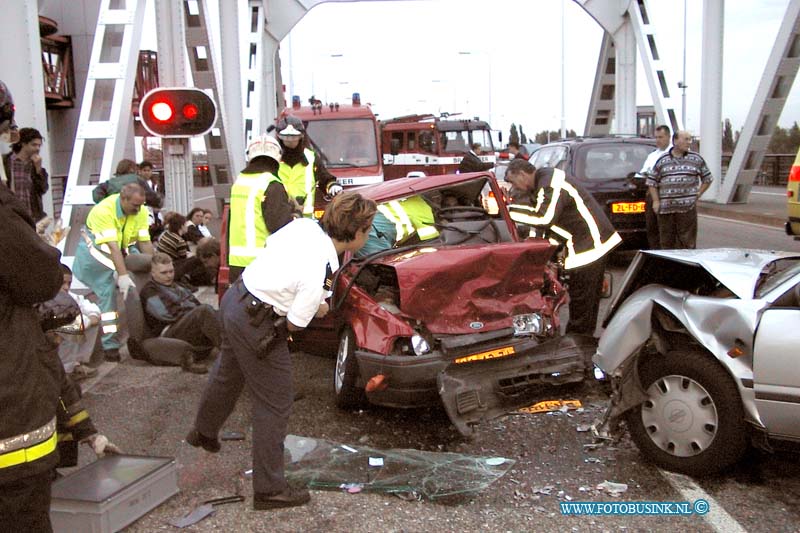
[390,139,401,156]
[601,271,613,299]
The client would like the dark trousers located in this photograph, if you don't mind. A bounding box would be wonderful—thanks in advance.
[645,195,660,249]
[0,470,53,533]
[193,280,293,494]
[164,304,221,358]
[658,206,698,249]
[565,256,607,336]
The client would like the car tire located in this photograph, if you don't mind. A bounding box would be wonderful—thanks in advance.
[334,327,366,409]
[625,350,748,476]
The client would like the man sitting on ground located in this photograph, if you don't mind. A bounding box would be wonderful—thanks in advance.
[139,253,220,373]
[175,236,220,287]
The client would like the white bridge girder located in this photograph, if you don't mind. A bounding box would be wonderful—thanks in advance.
[578,0,682,136]
[5,0,794,217]
[720,0,800,203]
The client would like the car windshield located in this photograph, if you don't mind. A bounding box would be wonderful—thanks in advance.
[530,146,568,169]
[304,118,378,168]
[576,143,654,180]
[755,258,800,298]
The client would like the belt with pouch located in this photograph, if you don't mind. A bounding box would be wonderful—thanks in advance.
[237,279,286,356]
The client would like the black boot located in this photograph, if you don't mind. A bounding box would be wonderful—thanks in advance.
[253,487,310,510]
[185,429,220,453]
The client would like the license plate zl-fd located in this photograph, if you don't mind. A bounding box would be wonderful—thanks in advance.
[612,201,645,214]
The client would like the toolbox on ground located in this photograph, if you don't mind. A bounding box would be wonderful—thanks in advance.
[50,455,179,532]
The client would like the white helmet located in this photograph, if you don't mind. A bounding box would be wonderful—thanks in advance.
[246,134,282,163]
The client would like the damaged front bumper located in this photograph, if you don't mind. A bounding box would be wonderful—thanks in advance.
[437,334,597,436]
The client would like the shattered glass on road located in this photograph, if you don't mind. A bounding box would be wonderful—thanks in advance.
[283,435,514,500]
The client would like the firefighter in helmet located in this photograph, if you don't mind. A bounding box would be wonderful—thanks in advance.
[227,134,297,284]
[275,115,342,218]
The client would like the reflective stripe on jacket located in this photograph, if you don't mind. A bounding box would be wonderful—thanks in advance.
[376,196,438,243]
[0,417,57,470]
[86,193,151,249]
[278,149,316,216]
[228,171,281,267]
[508,168,621,269]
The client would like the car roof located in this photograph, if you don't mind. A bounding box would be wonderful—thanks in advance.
[541,137,656,147]
[354,172,495,202]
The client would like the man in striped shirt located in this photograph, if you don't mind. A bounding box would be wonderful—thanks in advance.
[647,131,713,249]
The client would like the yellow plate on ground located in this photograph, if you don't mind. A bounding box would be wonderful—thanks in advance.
[454,346,516,364]
[517,399,583,414]
[612,201,645,214]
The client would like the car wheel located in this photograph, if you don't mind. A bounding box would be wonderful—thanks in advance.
[625,350,748,476]
[334,327,365,409]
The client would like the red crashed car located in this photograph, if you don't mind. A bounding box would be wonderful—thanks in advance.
[287,172,597,435]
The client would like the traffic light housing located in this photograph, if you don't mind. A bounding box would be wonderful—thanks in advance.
[139,87,217,138]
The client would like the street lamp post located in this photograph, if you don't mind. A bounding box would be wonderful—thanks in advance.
[458,51,492,124]
[681,0,688,129]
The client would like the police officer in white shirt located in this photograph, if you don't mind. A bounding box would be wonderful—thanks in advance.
[638,124,672,249]
[187,192,377,511]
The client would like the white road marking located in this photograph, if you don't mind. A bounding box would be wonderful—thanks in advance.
[750,191,786,197]
[660,469,748,533]
[699,213,785,231]
[194,194,215,202]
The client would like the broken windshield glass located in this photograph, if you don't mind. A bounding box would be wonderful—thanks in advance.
[283,435,514,500]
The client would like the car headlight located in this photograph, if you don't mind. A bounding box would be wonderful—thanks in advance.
[513,313,543,336]
[411,334,431,356]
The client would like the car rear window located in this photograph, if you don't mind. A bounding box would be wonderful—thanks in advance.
[576,143,654,180]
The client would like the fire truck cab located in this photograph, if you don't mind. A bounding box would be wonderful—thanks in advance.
[279,94,383,188]
[381,114,496,180]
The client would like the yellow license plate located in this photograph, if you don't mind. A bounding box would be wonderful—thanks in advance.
[454,346,516,364]
[612,201,645,214]
[517,399,583,414]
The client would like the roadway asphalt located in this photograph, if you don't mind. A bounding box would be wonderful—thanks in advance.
[58,183,798,532]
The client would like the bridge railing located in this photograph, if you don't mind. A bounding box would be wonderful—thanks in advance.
[722,153,795,186]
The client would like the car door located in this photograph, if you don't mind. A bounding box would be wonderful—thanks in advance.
[752,285,800,438]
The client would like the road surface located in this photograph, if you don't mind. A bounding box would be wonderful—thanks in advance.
[67,213,799,532]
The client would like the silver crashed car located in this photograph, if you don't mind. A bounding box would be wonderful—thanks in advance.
[593,249,800,476]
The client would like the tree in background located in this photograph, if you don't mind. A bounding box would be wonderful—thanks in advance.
[534,129,577,144]
[520,125,528,144]
[768,122,800,154]
[509,124,520,145]
[722,119,735,153]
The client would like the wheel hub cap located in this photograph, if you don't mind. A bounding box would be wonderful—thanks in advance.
[641,374,718,457]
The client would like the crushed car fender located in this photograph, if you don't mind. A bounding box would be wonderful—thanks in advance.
[438,334,597,436]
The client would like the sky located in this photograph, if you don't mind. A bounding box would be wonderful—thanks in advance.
[277,0,799,138]
[139,0,799,142]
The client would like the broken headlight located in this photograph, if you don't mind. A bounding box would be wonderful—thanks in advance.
[411,334,431,356]
[513,313,543,336]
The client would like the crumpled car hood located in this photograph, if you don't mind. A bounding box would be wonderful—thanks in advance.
[641,248,800,299]
[369,240,557,334]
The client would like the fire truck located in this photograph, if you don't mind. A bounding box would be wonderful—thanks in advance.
[380,114,497,180]
[279,93,384,188]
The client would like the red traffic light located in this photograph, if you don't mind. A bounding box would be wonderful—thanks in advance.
[182,103,199,120]
[139,87,217,138]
